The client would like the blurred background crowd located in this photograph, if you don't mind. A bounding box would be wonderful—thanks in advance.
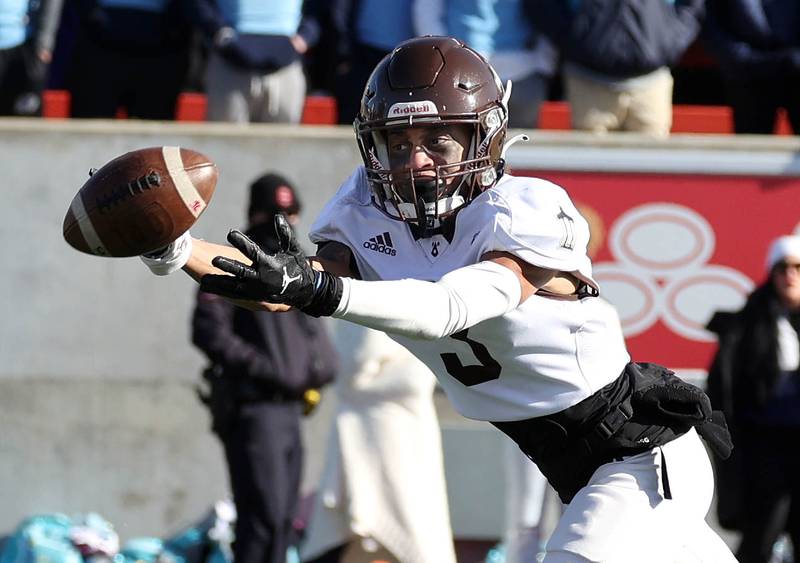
[1,0,799,135]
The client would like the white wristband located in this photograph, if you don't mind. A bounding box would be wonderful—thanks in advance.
[140,231,193,276]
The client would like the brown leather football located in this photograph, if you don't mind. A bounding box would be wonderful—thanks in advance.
[63,146,218,257]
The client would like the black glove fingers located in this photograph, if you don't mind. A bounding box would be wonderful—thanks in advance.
[202,218,322,308]
[274,214,302,255]
[200,274,250,299]
[227,229,265,263]
[212,256,259,280]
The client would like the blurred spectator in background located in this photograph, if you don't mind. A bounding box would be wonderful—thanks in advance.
[329,0,416,125]
[704,0,800,135]
[529,0,705,137]
[0,0,63,116]
[414,0,557,129]
[301,1,338,98]
[707,235,800,563]
[67,0,193,119]
[195,0,320,124]
[192,172,339,563]
[300,323,456,563]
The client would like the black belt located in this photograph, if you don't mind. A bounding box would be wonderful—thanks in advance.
[494,362,732,503]
[493,364,677,503]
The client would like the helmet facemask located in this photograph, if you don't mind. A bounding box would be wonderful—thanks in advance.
[356,105,507,235]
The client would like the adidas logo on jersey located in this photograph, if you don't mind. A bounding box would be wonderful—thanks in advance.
[363,232,396,256]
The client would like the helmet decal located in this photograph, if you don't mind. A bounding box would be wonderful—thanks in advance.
[367,147,385,172]
[387,100,439,118]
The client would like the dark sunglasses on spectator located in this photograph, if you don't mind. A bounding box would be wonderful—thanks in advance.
[774,261,800,274]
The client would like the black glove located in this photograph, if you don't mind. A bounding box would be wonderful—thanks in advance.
[200,214,343,316]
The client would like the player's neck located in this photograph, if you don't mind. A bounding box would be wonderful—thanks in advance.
[409,216,457,242]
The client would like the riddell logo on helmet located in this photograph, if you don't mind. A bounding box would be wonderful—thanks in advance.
[388,101,438,117]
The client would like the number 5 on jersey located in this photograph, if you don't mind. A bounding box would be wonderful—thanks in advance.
[440,329,501,386]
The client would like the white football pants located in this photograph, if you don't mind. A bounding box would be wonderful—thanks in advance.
[543,428,736,562]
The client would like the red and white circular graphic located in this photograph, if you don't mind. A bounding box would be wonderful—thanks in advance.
[609,203,715,279]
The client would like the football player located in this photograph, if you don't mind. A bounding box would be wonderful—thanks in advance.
[143,36,737,562]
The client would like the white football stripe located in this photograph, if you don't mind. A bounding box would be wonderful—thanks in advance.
[70,193,108,256]
[162,146,206,218]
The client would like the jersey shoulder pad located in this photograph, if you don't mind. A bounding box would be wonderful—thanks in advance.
[309,167,371,245]
[485,175,594,277]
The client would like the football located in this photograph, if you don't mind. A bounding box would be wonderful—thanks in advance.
[63,146,218,257]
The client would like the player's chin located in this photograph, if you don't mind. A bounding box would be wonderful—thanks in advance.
[406,173,440,190]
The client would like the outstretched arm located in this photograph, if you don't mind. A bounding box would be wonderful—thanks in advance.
[330,252,577,339]
[140,231,292,312]
[184,238,250,283]
[182,234,358,282]
[189,239,297,312]
[140,221,358,313]
[199,217,580,338]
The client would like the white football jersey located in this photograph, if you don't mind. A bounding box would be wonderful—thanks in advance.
[310,167,630,421]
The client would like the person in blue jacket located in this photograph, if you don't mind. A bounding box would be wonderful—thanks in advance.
[195,0,321,123]
[327,0,417,125]
[0,0,63,115]
[414,0,557,129]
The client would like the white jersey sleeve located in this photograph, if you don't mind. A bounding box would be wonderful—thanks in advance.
[479,176,598,291]
[333,260,522,339]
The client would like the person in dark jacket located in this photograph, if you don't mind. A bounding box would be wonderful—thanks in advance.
[704,0,800,134]
[707,234,800,562]
[192,172,339,563]
[528,0,705,136]
[66,0,194,119]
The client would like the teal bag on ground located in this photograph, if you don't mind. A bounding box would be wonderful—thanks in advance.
[118,537,165,563]
[0,514,82,563]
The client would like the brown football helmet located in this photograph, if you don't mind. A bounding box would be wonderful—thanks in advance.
[354,36,509,233]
